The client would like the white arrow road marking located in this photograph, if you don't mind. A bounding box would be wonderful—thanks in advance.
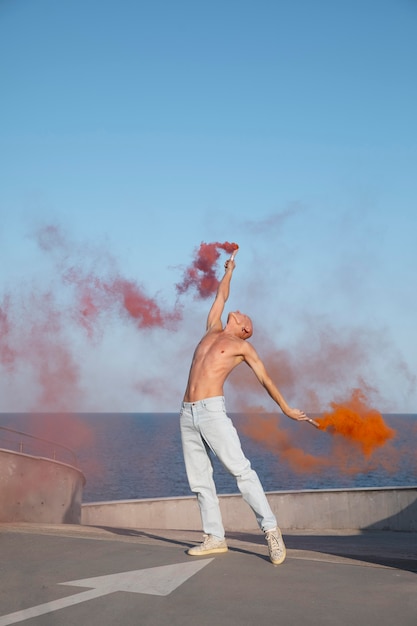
[60,558,214,596]
[0,559,213,626]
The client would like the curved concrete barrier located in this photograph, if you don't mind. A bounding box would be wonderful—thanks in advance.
[81,486,417,532]
[0,448,86,524]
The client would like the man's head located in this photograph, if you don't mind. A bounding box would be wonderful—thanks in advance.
[226,310,253,339]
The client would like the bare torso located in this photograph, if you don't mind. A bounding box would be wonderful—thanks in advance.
[183,329,245,402]
[180,259,310,424]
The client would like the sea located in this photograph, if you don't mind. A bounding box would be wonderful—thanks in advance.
[0,413,416,503]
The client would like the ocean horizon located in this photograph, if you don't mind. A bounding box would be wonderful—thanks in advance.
[1,413,416,503]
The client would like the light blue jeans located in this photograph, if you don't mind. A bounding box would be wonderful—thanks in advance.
[180,396,277,539]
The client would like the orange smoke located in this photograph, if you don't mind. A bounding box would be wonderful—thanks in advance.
[239,387,398,478]
[316,388,396,455]
[241,413,330,473]
[176,241,239,298]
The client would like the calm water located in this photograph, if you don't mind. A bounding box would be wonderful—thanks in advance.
[0,413,416,502]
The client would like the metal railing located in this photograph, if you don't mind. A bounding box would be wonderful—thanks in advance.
[0,425,80,468]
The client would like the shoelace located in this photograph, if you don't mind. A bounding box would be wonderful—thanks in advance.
[201,534,219,548]
[266,532,283,555]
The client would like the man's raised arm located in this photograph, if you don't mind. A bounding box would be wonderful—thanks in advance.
[206,258,235,331]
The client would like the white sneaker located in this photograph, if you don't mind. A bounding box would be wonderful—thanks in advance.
[188,534,228,556]
[265,527,286,565]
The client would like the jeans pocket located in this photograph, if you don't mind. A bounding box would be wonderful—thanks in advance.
[203,399,225,414]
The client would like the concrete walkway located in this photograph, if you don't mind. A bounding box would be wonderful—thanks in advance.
[0,523,416,626]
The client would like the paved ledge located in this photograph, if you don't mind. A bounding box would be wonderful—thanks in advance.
[81,486,417,532]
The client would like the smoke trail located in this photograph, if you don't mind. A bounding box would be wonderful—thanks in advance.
[39,224,181,336]
[63,270,180,337]
[0,223,186,414]
[1,288,83,412]
[176,241,238,298]
[1,228,241,413]
[0,295,16,370]
[241,411,330,473]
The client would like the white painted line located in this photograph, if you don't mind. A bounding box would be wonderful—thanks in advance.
[0,559,213,625]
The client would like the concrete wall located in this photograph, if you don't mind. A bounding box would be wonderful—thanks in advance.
[81,486,417,532]
[0,448,86,524]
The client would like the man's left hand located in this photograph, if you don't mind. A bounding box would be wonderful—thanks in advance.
[286,408,320,428]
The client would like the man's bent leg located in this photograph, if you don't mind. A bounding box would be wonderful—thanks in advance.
[200,412,277,532]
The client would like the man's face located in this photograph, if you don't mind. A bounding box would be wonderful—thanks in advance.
[228,311,253,338]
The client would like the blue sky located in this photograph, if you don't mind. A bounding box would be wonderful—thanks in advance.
[0,0,416,413]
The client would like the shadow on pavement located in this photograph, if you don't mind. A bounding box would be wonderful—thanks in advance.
[93,525,417,573]
[228,530,417,574]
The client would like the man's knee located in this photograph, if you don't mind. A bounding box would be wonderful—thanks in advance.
[228,458,254,479]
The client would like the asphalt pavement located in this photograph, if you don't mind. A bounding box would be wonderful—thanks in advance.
[0,523,416,626]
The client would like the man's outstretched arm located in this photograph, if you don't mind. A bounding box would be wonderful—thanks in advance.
[206,258,235,331]
[243,342,319,426]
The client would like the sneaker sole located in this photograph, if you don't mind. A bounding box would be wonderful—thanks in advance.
[187,546,229,556]
[270,547,286,565]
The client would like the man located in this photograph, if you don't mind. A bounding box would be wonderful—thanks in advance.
[180,252,314,565]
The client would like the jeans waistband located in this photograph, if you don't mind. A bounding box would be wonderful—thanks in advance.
[182,396,224,409]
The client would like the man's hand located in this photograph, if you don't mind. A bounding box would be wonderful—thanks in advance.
[224,258,235,272]
[285,407,320,428]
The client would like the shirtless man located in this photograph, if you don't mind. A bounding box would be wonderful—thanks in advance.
[180,253,313,565]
